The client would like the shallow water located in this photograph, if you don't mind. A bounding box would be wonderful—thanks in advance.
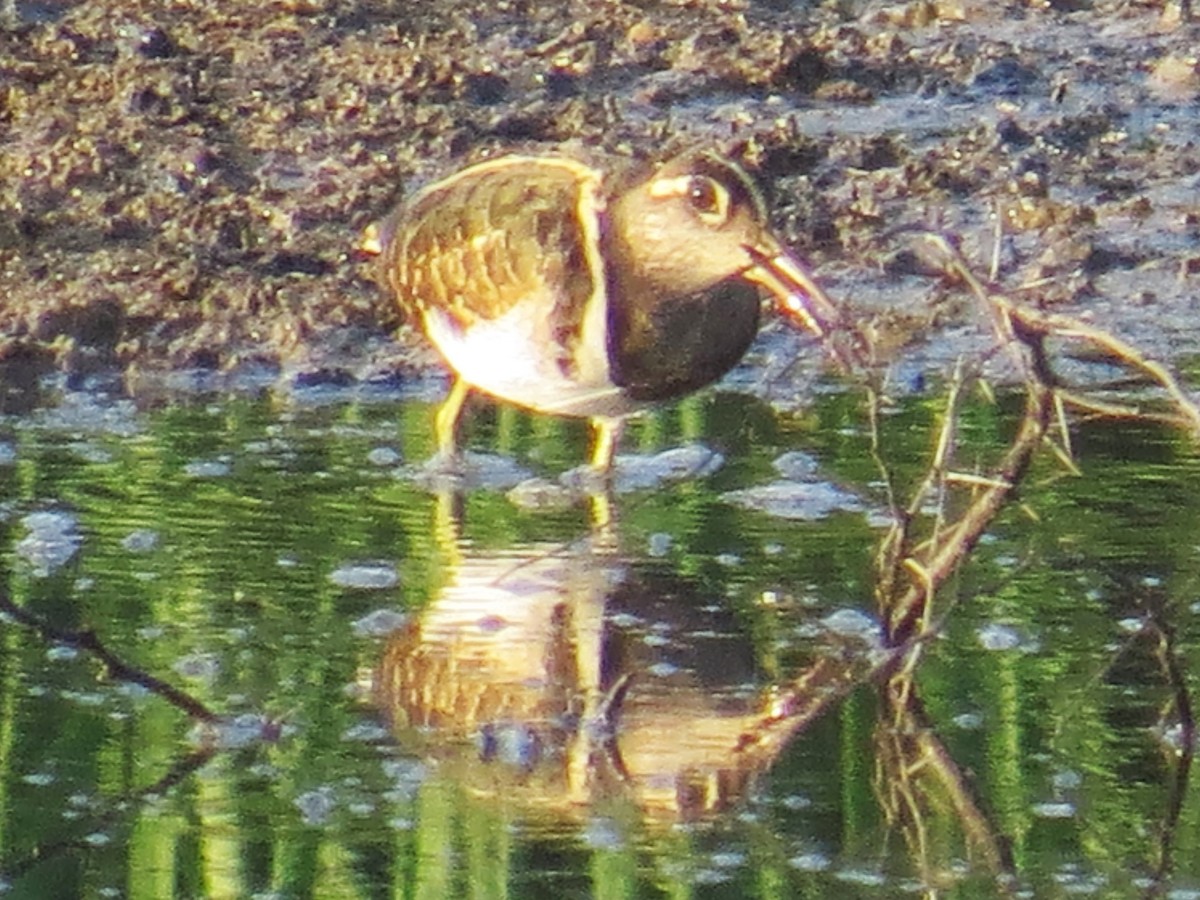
[0,372,1198,898]
[8,0,1200,893]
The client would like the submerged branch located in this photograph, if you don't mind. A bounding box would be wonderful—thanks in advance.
[0,592,218,722]
[857,229,1200,893]
[876,232,1200,640]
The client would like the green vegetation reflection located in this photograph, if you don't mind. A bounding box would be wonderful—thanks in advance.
[0,387,1197,897]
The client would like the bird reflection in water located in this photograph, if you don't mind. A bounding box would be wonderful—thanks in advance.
[372,497,873,823]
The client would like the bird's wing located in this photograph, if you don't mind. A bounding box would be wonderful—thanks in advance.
[382,156,607,347]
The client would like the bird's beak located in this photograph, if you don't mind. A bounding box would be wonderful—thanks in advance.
[743,241,861,371]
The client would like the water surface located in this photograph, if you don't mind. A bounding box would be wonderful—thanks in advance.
[1,377,1198,898]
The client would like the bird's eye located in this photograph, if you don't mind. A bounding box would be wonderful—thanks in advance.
[686,176,730,225]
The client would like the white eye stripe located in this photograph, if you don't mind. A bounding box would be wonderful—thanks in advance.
[646,174,732,225]
[646,175,696,199]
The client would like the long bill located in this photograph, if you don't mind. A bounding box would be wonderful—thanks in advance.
[742,242,863,372]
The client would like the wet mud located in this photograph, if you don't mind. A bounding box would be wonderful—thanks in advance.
[2,0,1199,389]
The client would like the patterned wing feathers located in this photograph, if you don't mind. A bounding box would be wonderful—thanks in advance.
[384,158,605,334]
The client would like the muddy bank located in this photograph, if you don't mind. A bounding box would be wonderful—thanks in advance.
[2,0,1199,391]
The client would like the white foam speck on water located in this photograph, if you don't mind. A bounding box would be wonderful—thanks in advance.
[121,528,160,552]
[721,480,864,520]
[330,563,399,590]
[16,510,82,576]
[183,459,232,478]
[351,608,408,636]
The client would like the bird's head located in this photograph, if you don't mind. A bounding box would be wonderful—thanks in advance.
[609,150,854,361]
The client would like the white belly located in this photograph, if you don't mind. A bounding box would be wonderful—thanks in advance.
[423,301,641,419]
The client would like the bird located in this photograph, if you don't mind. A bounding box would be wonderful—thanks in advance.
[365,148,855,475]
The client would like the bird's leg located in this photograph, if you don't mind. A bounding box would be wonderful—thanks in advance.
[587,416,624,534]
[589,415,624,474]
[431,377,471,471]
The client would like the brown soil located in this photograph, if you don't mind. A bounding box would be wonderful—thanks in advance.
[3,0,1199,390]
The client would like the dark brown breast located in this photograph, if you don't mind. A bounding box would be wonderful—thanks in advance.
[606,279,762,403]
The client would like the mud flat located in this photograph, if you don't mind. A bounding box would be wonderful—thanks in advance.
[2,0,1198,391]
